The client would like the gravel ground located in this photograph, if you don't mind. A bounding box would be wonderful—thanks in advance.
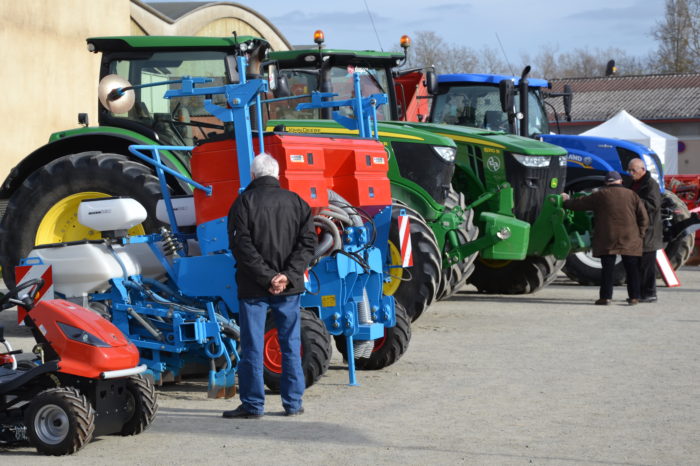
[1,269,699,465]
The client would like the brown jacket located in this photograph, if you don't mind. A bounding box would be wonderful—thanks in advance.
[564,184,649,257]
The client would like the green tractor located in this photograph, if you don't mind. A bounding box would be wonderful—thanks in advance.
[264,33,588,294]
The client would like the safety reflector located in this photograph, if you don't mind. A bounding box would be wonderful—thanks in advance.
[656,249,680,287]
[14,264,54,324]
[398,210,413,268]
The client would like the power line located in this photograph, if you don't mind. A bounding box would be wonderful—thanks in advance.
[363,0,384,51]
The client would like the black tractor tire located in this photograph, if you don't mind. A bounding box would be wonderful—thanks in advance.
[662,191,695,270]
[120,374,158,436]
[25,386,95,456]
[469,254,565,294]
[562,191,694,286]
[438,190,479,299]
[562,252,626,286]
[387,203,441,321]
[0,152,163,288]
[263,308,331,393]
[334,301,411,370]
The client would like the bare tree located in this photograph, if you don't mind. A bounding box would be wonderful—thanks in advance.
[651,0,700,72]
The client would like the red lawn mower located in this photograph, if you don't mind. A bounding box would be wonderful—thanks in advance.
[0,279,158,455]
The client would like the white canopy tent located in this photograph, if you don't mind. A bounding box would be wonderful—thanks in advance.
[580,109,679,175]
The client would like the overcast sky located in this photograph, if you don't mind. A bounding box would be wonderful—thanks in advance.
[148,0,664,59]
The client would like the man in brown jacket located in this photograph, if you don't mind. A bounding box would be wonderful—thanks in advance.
[562,171,649,305]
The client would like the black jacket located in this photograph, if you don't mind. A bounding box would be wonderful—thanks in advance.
[228,176,316,299]
[629,171,663,252]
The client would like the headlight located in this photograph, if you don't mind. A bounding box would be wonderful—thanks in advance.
[433,146,456,162]
[512,153,551,167]
[57,322,110,347]
[642,153,662,185]
[559,155,568,167]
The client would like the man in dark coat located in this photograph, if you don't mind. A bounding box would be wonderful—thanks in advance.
[562,171,649,305]
[627,158,663,303]
[223,153,316,419]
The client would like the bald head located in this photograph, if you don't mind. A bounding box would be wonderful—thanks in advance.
[627,158,646,181]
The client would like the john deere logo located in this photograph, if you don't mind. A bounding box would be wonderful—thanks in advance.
[486,155,501,172]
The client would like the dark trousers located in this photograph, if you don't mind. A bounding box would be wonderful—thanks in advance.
[640,250,658,299]
[600,254,641,300]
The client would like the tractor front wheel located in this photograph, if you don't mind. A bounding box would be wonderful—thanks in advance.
[0,152,163,287]
[25,387,95,456]
[469,254,565,294]
[263,308,331,393]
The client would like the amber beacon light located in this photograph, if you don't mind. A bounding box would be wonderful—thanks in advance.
[313,30,325,45]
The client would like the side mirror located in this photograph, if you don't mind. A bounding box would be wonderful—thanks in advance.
[424,70,438,95]
[499,79,515,113]
[563,84,573,122]
[274,75,291,98]
[225,55,240,84]
[98,74,135,113]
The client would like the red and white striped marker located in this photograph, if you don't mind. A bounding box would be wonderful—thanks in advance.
[14,264,54,324]
[656,249,680,287]
[397,211,413,268]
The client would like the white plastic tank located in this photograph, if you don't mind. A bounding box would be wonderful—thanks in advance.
[27,241,166,298]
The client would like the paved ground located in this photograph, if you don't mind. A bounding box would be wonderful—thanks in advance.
[1,269,699,465]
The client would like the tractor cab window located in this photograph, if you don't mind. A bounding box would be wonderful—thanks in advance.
[432,85,550,136]
[268,64,391,121]
[108,51,229,146]
[267,70,320,120]
[328,65,391,121]
[432,85,505,130]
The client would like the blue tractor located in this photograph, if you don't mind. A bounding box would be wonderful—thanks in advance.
[426,68,694,285]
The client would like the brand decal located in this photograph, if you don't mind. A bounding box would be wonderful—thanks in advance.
[567,153,593,167]
[486,155,501,172]
[290,154,305,163]
[373,156,385,164]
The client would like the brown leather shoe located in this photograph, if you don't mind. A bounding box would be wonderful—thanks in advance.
[627,298,639,306]
[595,299,611,305]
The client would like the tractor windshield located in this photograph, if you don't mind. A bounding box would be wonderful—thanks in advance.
[267,65,392,121]
[105,51,229,146]
[432,84,550,136]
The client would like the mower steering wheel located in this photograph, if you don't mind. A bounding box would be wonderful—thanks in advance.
[0,278,44,312]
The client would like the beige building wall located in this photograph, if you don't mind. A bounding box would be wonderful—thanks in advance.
[0,1,290,185]
[0,0,131,182]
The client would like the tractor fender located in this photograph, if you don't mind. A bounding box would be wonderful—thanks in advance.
[1,130,192,199]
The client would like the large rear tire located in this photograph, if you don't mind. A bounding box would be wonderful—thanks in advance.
[0,152,163,287]
[385,203,441,321]
[25,386,95,456]
[469,255,565,294]
[263,308,331,393]
[334,301,411,370]
[662,191,695,270]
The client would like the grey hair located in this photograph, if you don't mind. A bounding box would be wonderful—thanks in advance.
[251,153,279,179]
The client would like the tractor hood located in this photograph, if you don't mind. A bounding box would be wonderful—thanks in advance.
[266,119,457,147]
[382,121,567,156]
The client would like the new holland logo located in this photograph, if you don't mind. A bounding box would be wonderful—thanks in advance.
[486,155,501,172]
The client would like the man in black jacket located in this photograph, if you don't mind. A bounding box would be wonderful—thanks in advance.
[223,153,316,419]
[628,158,663,303]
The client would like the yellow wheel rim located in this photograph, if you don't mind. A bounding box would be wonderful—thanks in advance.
[35,192,145,245]
[383,240,403,296]
[478,258,512,269]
